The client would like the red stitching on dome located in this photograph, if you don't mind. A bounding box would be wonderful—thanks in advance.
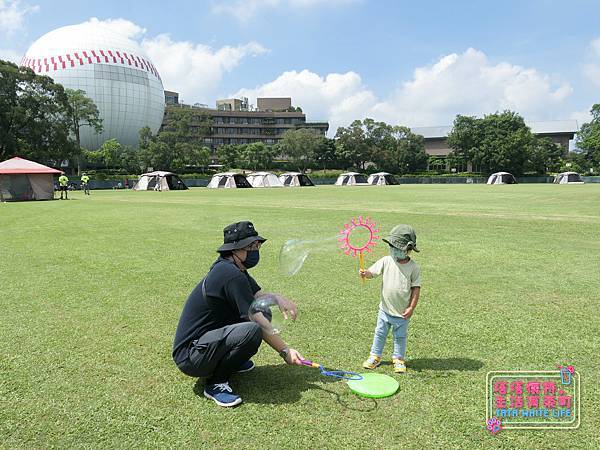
[21,49,162,81]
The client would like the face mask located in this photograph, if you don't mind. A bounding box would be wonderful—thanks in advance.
[244,250,260,269]
[390,247,408,261]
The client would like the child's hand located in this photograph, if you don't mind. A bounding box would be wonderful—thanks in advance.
[401,307,414,319]
[359,269,370,279]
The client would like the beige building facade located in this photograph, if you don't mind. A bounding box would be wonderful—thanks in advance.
[412,120,578,158]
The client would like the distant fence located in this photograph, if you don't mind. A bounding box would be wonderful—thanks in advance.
[69,175,600,190]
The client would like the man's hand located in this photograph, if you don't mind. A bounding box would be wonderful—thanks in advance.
[276,296,298,321]
[401,306,414,319]
[284,348,304,365]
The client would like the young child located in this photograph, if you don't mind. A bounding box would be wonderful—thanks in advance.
[359,224,421,373]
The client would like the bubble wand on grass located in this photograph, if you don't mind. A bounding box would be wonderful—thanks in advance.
[300,359,363,380]
[339,215,380,283]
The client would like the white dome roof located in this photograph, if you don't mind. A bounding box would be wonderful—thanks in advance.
[22,22,161,81]
[21,22,164,150]
[25,22,143,59]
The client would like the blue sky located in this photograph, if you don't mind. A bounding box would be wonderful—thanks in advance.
[2,0,599,132]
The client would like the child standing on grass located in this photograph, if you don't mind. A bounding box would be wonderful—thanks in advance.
[359,224,421,373]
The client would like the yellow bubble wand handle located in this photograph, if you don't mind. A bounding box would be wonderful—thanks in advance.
[359,252,365,285]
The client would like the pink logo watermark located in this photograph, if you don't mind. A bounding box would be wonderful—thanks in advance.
[485,364,580,432]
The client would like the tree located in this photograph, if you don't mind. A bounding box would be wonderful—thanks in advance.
[118,145,141,174]
[239,142,277,171]
[387,126,428,174]
[65,89,103,173]
[216,144,242,169]
[169,142,210,173]
[576,103,600,170]
[0,60,75,163]
[314,138,337,170]
[526,137,564,174]
[334,119,372,170]
[137,126,210,173]
[447,111,535,175]
[99,139,121,169]
[277,128,324,173]
[162,107,212,140]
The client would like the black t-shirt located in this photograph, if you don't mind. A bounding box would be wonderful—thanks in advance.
[172,257,261,365]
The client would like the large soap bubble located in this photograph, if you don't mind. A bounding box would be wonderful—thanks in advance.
[278,235,340,276]
[279,239,310,276]
[248,295,285,335]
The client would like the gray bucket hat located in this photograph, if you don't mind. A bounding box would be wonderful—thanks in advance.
[382,224,419,252]
[217,221,267,252]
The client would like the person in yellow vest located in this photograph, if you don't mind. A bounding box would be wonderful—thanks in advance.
[58,174,69,200]
[81,173,90,195]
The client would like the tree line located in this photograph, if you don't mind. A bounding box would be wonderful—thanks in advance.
[0,60,101,166]
[2,58,599,176]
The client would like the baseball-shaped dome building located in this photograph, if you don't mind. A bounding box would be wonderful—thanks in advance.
[21,21,165,150]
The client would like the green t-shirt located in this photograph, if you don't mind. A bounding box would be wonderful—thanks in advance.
[368,255,421,317]
[58,175,69,186]
[81,175,90,183]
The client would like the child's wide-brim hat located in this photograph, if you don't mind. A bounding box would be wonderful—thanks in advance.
[382,224,419,252]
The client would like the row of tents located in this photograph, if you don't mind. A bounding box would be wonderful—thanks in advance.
[207,171,398,188]
[147,170,586,189]
[207,172,315,188]
[0,157,587,201]
[486,171,584,184]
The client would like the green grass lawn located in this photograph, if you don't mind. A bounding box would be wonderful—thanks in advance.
[1,185,599,449]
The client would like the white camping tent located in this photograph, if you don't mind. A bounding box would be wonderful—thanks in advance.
[279,172,315,187]
[367,172,398,185]
[487,172,517,185]
[554,172,584,184]
[206,172,253,188]
[133,171,188,191]
[246,171,284,187]
[0,157,62,201]
[334,172,369,186]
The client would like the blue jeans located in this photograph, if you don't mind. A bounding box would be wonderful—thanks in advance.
[369,309,409,359]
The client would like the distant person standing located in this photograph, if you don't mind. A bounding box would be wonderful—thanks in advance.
[58,174,69,200]
[125,178,129,189]
[81,173,91,195]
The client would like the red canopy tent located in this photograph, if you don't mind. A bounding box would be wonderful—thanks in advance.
[0,157,63,201]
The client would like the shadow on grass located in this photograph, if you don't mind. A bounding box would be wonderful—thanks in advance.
[193,363,378,411]
[406,357,484,372]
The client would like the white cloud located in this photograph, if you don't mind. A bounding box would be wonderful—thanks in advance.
[583,37,600,86]
[142,35,268,103]
[211,0,359,22]
[235,48,574,134]
[232,69,376,131]
[373,48,572,127]
[72,18,268,104]
[83,17,146,40]
[0,0,38,35]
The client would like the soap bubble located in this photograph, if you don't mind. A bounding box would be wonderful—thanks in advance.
[248,295,285,335]
[278,235,341,276]
[279,239,310,276]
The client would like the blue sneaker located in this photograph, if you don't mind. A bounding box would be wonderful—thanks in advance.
[203,382,242,407]
[236,360,255,373]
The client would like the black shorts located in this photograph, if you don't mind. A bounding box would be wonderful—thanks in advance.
[60,185,68,191]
